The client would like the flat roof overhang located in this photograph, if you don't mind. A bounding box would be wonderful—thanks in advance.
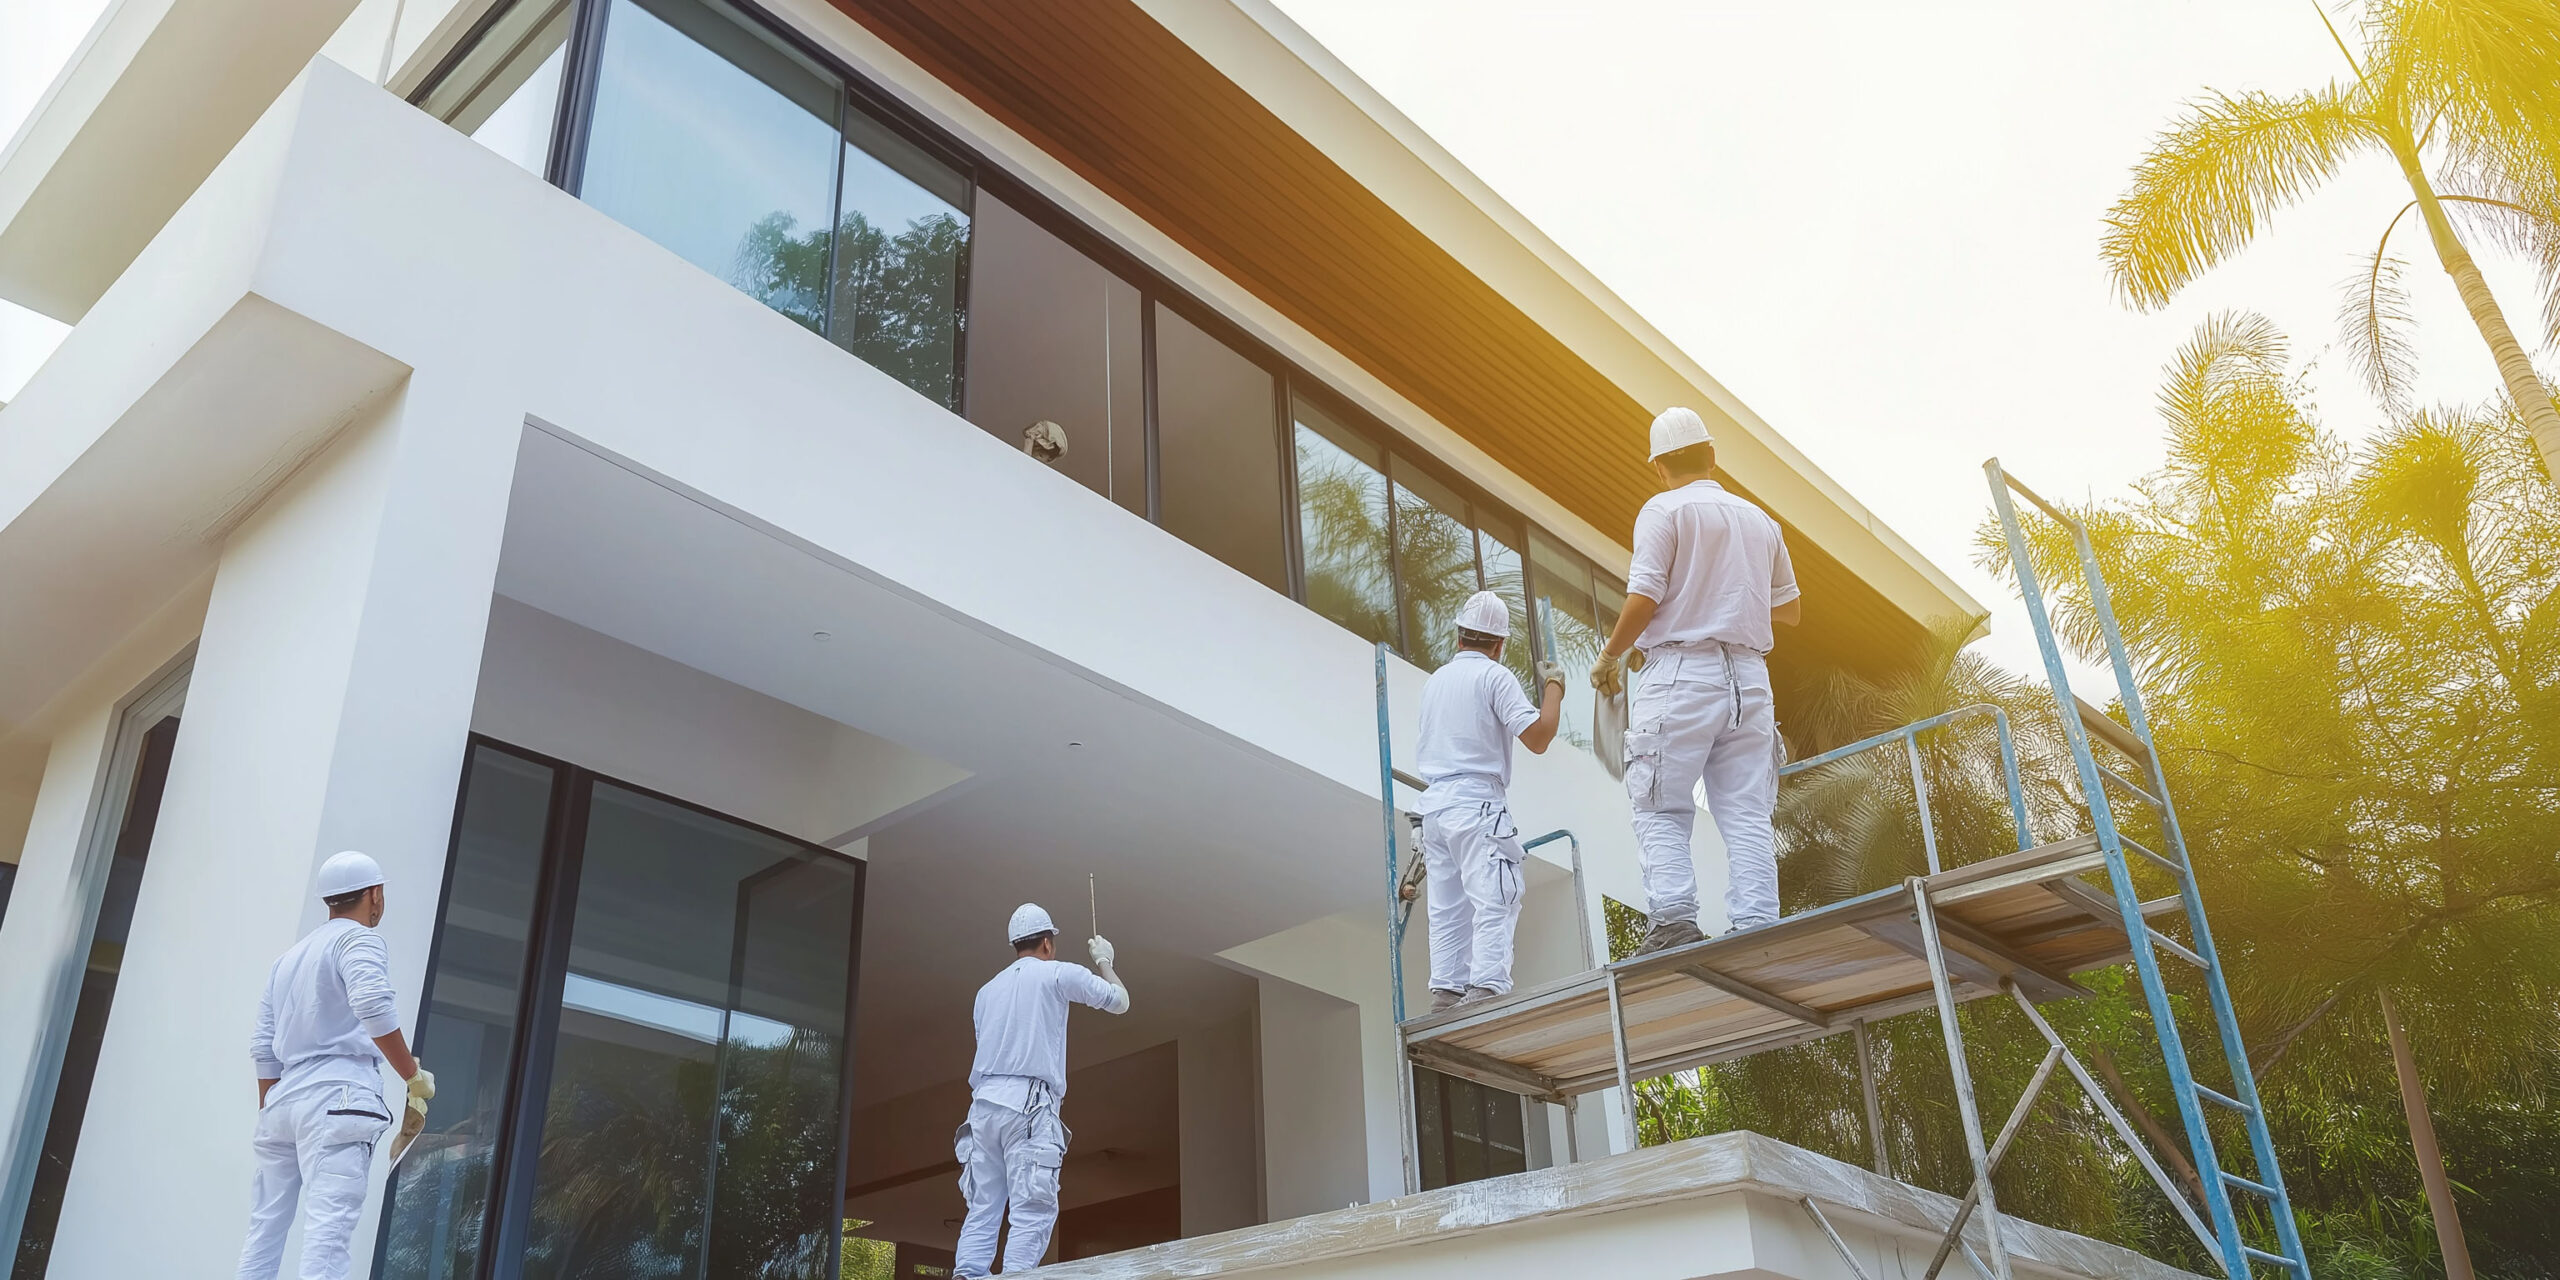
[833,0,1984,681]
[0,0,1981,685]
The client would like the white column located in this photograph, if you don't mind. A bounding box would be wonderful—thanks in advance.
[42,375,520,1278]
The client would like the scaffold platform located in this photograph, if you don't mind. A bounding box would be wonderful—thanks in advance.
[1400,835,2171,1104]
[1369,460,2316,1280]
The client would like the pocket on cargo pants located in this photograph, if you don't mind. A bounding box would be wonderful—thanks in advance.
[1623,726,1665,808]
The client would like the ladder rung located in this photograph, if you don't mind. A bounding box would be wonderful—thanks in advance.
[2220,1170,2282,1200]
[2242,1246,2296,1269]
[2147,928,2207,968]
[2119,836,2187,878]
[2194,1084,2255,1115]
[2074,696,2153,764]
[2096,762,2162,810]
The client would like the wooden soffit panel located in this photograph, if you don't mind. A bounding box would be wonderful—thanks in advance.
[832,0,1927,678]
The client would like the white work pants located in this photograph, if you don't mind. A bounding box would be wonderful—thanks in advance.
[1421,800,1527,995]
[954,1087,1070,1276]
[236,1083,391,1280]
[1624,643,1782,931]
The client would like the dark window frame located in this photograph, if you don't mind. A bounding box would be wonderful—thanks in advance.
[412,0,1607,662]
[373,734,868,1280]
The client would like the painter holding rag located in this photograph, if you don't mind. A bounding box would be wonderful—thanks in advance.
[236,851,433,1280]
[1592,407,1800,955]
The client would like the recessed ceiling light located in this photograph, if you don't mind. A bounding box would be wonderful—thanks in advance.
[812,630,833,642]
[1067,741,1085,749]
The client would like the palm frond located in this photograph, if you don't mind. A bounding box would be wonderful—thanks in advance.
[2103,86,2381,310]
[2369,0,2560,183]
[2338,232,2421,416]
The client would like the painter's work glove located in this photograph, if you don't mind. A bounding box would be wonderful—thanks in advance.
[1535,661,1566,694]
[1590,651,1626,698]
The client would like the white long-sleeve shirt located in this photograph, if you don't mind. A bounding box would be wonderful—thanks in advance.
[250,918,401,1106]
[968,957,1126,1108]
[1626,479,1799,654]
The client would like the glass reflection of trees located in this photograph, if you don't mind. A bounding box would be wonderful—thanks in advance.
[1295,403,1619,715]
[730,209,965,408]
[521,1025,843,1279]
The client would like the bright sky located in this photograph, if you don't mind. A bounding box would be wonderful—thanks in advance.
[1268,0,2552,686]
[4,1,2550,689]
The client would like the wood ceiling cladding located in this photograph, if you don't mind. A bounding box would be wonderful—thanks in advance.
[831,0,1929,680]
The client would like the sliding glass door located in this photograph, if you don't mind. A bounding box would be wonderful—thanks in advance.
[379,741,864,1280]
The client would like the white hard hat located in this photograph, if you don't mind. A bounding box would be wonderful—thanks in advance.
[1649,406,1714,460]
[1007,903,1057,944]
[1455,590,1510,638]
[316,850,385,899]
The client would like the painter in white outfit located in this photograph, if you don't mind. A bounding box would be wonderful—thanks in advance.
[1414,590,1566,1012]
[238,851,434,1280]
[954,903,1130,1277]
[1592,408,1801,956]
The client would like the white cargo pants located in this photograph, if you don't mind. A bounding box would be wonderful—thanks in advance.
[1623,643,1782,932]
[236,1083,391,1280]
[954,1084,1070,1276]
[1421,799,1527,996]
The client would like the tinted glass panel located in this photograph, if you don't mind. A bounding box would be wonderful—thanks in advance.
[581,0,841,333]
[1391,459,1478,669]
[1292,396,1394,647]
[965,193,1145,512]
[830,106,968,407]
[1530,531,1600,750]
[1476,516,1534,691]
[1154,306,1287,592]
[12,716,177,1280]
[377,747,555,1280]
[423,0,572,176]
[519,783,856,1280]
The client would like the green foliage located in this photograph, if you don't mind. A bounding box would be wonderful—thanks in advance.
[730,209,966,408]
[1976,314,2560,1275]
[1612,311,2556,1275]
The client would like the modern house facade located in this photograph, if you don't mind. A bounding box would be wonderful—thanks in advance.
[0,1,1981,1277]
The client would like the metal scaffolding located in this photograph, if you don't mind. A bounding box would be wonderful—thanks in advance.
[1366,461,2313,1279]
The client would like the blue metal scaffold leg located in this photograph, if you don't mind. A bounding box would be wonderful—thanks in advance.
[1985,460,2311,1279]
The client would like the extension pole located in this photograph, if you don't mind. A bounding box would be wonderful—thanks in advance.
[2381,990,2474,1280]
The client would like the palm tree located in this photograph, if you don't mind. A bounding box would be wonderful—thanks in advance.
[2102,0,2560,478]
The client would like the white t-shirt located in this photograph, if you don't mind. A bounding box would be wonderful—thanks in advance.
[1414,650,1541,814]
[250,918,402,1106]
[969,956,1128,1107]
[1626,480,1799,654]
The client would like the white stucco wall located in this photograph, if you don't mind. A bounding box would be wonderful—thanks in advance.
[0,60,1687,1273]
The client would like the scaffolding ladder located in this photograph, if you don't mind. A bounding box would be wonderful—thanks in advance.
[1987,459,2310,1279]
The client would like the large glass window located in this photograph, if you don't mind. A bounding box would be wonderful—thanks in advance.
[13,707,181,1280]
[1291,396,1394,646]
[1528,531,1625,750]
[414,0,1629,661]
[830,107,969,408]
[1155,305,1288,593]
[581,0,841,334]
[1390,458,1480,669]
[378,749,555,1280]
[378,742,863,1280]
[965,193,1146,513]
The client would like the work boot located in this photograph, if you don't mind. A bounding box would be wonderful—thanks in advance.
[1459,985,1504,1006]
[1429,988,1466,1013]
[1628,918,1707,957]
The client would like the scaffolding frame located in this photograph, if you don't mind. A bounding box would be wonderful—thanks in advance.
[1366,460,2313,1279]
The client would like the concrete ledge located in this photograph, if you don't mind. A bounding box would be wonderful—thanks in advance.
[1038,1131,2205,1280]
